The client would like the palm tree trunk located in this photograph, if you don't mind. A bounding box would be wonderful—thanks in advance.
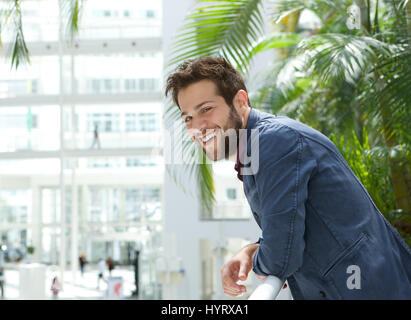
[355,0,371,33]
[277,10,300,59]
[407,0,411,37]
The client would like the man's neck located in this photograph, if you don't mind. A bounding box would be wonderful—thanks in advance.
[227,106,251,162]
[241,106,251,129]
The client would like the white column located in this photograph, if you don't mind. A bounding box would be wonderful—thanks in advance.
[70,167,78,284]
[31,185,42,263]
[70,45,79,286]
[58,0,66,289]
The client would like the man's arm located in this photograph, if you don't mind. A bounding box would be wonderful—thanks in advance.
[252,124,316,279]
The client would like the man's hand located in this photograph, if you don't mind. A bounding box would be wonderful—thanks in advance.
[220,243,259,296]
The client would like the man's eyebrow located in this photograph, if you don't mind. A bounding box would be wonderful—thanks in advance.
[181,100,215,117]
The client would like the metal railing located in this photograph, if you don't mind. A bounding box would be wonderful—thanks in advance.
[248,276,286,300]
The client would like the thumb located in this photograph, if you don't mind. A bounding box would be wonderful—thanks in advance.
[238,263,249,281]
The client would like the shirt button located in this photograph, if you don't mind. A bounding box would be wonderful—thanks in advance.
[319,291,326,298]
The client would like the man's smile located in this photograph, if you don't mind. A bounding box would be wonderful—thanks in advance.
[201,130,218,145]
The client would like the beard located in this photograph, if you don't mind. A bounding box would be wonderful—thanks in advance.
[223,106,243,159]
[202,106,243,161]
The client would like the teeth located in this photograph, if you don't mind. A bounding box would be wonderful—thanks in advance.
[202,132,216,143]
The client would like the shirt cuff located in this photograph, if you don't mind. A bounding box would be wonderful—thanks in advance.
[252,238,272,276]
[254,237,263,245]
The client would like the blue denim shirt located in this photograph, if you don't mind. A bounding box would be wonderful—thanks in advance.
[236,108,411,299]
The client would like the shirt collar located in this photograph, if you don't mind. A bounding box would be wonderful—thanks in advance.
[234,108,258,181]
[245,107,259,130]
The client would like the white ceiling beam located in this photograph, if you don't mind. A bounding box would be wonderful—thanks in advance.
[0,92,162,107]
[0,147,162,160]
[0,37,161,56]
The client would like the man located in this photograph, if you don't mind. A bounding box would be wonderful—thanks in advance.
[165,57,411,299]
[97,257,106,289]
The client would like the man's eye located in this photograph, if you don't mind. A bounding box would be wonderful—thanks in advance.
[184,116,192,123]
[202,107,211,113]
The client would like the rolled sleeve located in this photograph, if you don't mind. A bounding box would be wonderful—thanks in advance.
[251,124,316,279]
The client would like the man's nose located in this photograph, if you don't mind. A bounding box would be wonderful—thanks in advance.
[191,117,208,134]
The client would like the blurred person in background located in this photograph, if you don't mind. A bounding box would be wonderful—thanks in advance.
[97,257,106,289]
[79,253,87,277]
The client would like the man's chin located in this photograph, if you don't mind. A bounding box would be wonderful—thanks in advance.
[202,149,223,162]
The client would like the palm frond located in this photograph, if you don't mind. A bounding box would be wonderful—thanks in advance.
[61,0,84,41]
[249,32,302,57]
[1,0,30,69]
[330,127,396,214]
[271,0,345,25]
[296,33,399,85]
[168,0,265,74]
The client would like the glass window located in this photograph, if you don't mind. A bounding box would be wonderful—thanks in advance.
[86,158,121,168]
[41,227,60,264]
[226,188,237,200]
[87,113,120,132]
[0,106,60,152]
[0,56,59,98]
[64,103,162,150]
[78,0,162,39]
[125,187,160,221]
[125,113,159,132]
[125,189,140,221]
[75,54,162,95]
[125,113,137,132]
[0,0,59,42]
[125,157,160,167]
[0,190,31,225]
[42,188,59,224]
[86,187,120,223]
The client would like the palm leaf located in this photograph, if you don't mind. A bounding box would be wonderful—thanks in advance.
[61,0,84,41]
[249,32,302,57]
[372,47,411,144]
[296,33,399,85]
[270,0,345,26]
[1,0,30,69]
[168,0,265,74]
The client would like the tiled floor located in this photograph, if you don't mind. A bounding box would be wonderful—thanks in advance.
[1,263,138,300]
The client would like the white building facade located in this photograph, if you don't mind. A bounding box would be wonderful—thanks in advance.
[0,0,268,300]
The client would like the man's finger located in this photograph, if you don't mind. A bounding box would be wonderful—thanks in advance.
[224,285,246,296]
[238,262,249,281]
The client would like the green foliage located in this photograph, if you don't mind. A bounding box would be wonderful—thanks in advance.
[331,128,411,247]
[330,128,395,214]
[169,0,265,74]
[61,0,84,41]
[0,0,30,69]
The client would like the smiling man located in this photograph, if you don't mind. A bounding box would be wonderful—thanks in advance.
[165,57,411,299]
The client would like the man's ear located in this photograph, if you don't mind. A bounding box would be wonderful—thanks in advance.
[234,90,248,109]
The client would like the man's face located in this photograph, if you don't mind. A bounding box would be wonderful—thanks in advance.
[178,79,243,161]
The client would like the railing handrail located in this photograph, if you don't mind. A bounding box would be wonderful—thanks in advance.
[248,275,285,300]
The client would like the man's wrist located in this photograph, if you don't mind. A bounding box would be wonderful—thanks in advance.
[244,242,260,256]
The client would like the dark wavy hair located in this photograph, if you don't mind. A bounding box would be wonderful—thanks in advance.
[165,56,250,109]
